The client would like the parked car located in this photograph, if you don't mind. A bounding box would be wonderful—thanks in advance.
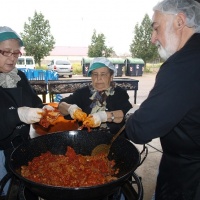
[16,56,35,69]
[47,59,73,78]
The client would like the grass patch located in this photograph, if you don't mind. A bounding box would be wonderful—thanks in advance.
[35,63,82,75]
[144,63,162,73]
[72,63,82,75]
[35,65,47,70]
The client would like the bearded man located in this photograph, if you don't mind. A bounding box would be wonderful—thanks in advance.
[125,0,200,199]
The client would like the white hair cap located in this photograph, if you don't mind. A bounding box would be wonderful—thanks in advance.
[153,0,200,33]
[88,57,117,76]
[0,26,23,46]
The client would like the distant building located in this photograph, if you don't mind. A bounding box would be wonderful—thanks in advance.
[21,46,88,65]
[44,46,88,64]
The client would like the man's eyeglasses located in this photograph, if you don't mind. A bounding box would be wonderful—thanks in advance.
[0,50,22,58]
[91,72,109,79]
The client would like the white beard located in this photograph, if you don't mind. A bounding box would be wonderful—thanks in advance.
[156,42,170,61]
[156,21,180,61]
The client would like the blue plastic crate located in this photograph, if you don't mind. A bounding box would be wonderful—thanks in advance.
[46,70,58,81]
[18,68,28,76]
[54,94,63,102]
[26,69,34,80]
[25,69,58,81]
[33,70,46,80]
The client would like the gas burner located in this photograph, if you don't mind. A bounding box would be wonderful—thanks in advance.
[5,173,143,200]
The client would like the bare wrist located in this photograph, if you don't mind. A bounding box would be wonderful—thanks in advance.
[108,112,115,122]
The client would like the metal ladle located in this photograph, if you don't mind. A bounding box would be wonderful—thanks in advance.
[91,125,125,156]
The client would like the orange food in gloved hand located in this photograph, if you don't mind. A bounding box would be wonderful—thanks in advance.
[82,115,100,128]
[73,109,87,122]
[80,111,107,132]
[68,104,87,122]
[39,108,60,128]
[34,102,79,135]
[79,114,100,132]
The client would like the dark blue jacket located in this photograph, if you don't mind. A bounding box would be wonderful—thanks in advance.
[126,33,200,200]
[0,70,43,150]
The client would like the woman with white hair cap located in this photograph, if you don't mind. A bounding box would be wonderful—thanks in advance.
[58,57,132,135]
[125,0,200,200]
[0,26,53,197]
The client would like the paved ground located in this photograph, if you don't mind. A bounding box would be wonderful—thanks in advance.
[38,73,162,200]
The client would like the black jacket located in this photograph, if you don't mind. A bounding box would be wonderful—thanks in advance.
[0,70,43,150]
[60,85,132,134]
[126,33,200,199]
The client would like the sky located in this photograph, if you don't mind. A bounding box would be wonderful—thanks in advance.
[1,0,160,55]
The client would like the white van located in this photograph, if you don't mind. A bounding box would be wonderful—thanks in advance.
[16,56,35,69]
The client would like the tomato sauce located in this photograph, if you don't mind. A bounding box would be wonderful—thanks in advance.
[21,146,119,187]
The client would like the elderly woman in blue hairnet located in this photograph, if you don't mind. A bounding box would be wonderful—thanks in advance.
[58,57,132,135]
[0,26,53,197]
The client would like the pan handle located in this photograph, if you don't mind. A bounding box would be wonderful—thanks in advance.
[132,172,144,200]
[138,144,148,166]
[121,172,144,200]
[18,181,26,200]
[0,172,13,196]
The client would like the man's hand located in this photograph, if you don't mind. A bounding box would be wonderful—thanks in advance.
[125,104,140,121]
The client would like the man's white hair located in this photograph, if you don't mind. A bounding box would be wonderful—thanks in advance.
[153,0,200,33]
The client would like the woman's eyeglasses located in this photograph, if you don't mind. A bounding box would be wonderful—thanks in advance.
[0,50,22,58]
[91,72,109,79]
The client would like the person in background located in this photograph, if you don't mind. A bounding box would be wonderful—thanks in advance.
[0,26,52,197]
[58,57,132,135]
[125,0,200,199]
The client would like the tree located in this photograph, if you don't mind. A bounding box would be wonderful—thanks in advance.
[88,30,115,57]
[130,14,158,64]
[20,11,55,66]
